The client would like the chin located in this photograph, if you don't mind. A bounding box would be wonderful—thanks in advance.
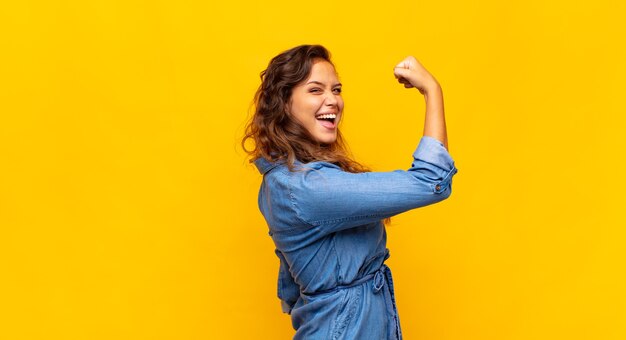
[315,134,337,145]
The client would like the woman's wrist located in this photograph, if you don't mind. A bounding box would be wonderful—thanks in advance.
[422,79,441,97]
[423,82,442,102]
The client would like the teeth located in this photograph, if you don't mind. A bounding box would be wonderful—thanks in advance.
[316,114,337,119]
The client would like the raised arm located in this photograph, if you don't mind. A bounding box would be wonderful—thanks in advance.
[394,56,448,150]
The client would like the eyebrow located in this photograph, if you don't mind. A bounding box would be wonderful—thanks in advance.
[306,81,342,87]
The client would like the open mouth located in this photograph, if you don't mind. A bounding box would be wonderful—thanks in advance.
[315,113,337,128]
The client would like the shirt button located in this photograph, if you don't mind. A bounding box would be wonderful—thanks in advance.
[435,184,441,191]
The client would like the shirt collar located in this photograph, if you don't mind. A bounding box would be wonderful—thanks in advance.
[253,157,281,175]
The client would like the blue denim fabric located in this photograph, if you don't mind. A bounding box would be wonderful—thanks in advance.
[254,136,458,339]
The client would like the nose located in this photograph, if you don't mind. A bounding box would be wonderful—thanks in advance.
[324,89,338,107]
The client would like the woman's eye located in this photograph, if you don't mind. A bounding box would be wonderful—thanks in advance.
[309,88,341,94]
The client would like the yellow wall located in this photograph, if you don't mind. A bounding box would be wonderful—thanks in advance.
[1,1,624,339]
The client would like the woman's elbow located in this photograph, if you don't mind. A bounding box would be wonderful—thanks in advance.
[441,183,453,201]
[423,181,454,206]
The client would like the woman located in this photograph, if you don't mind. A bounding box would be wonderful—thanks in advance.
[242,45,458,339]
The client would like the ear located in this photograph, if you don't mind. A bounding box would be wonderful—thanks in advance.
[285,99,292,117]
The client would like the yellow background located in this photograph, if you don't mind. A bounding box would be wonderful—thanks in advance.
[1,1,624,339]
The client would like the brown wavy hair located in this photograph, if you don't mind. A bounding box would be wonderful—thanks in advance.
[242,44,369,173]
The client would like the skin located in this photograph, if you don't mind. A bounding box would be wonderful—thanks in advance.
[289,56,448,150]
[394,56,448,150]
[288,59,344,145]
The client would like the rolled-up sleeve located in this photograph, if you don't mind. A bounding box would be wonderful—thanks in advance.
[287,136,458,234]
[410,136,457,194]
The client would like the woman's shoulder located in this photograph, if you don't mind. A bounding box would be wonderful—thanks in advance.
[254,157,342,177]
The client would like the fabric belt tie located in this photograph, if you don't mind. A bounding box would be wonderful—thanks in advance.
[372,268,385,293]
[304,264,389,297]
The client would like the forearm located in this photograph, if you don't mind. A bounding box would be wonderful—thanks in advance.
[422,83,448,150]
[392,56,449,150]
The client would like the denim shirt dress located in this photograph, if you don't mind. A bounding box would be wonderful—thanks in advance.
[254,136,458,339]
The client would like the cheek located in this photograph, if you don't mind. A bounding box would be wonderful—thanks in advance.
[289,95,312,119]
[304,98,324,116]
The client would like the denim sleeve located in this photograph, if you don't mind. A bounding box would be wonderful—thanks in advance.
[288,136,458,234]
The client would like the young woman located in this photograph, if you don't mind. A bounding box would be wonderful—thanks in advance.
[243,45,458,339]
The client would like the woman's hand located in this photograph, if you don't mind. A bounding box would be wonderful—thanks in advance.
[393,56,440,95]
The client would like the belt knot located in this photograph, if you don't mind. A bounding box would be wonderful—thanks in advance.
[372,268,385,293]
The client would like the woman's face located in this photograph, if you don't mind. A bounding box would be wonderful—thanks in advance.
[288,59,343,145]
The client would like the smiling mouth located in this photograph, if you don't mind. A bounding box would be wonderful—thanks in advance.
[315,113,337,124]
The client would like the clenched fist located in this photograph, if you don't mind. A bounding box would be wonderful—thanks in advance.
[393,56,440,95]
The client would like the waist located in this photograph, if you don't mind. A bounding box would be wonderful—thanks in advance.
[301,264,391,297]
